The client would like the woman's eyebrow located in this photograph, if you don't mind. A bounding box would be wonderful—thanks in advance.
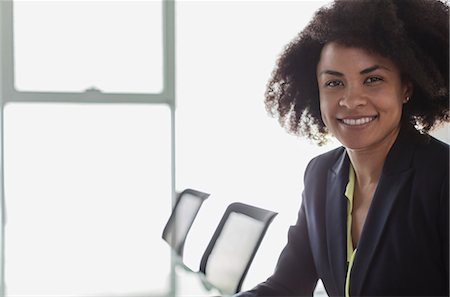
[360,64,391,74]
[319,64,391,77]
[318,70,343,76]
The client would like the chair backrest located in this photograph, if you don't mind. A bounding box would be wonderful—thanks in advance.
[199,202,277,295]
[162,188,210,257]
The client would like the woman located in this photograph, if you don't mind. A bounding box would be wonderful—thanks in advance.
[235,0,449,296]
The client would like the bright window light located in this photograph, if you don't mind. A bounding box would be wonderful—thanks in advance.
[13,0,163,93]
[4,103,171,296]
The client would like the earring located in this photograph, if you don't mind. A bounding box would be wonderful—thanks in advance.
[404,96,410,103]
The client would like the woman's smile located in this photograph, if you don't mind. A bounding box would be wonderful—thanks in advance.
[338,116,377,126]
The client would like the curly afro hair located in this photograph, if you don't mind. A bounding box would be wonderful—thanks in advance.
[265,0,449,145]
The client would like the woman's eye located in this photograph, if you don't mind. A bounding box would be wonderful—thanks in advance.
[365,76,383,84]
[325,80,343,87]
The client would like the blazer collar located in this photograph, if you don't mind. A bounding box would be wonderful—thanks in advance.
[378,122,427,176]
[325,123,422,295]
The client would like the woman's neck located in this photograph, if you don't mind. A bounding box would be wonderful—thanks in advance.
[346,127,400,187]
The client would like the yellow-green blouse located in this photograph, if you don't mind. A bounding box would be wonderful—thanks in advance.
[344,164,357,297]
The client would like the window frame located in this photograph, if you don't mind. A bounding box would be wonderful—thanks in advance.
[0,1,176,296]
[1,0,175,104]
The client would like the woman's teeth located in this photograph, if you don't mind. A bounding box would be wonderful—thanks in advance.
[341,116,376,126]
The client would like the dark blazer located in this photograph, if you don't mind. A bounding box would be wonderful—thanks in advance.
[236,124,449,297]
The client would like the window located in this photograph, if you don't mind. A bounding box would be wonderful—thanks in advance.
[4,103,171,296]
[13,1,163,93]
[2,0,174,104]
[0,0,175,296]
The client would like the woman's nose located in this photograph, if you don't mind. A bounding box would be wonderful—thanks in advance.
[339,85,366,109]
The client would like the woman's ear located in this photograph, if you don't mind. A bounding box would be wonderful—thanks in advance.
[402,80,414,103]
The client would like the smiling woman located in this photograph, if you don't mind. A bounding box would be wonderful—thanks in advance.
[234,0,449,296]
[316,42,411,152]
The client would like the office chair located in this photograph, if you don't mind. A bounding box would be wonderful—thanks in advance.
[162,188,210,258]
[199,202,278,295]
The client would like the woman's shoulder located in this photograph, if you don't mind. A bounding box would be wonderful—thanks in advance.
[420,133,449,155]
[402,123,448,154]
[408,125,449,160]
[413,132,449,174]
[304,146,346,178]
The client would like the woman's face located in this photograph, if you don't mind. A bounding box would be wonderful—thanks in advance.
[316,42,411,151]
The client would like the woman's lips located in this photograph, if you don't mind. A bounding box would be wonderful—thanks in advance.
[338,116,377,126]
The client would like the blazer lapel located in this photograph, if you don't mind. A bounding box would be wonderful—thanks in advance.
[349,124,421,295]
[350,168,413,295]
[326,149,349,295]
